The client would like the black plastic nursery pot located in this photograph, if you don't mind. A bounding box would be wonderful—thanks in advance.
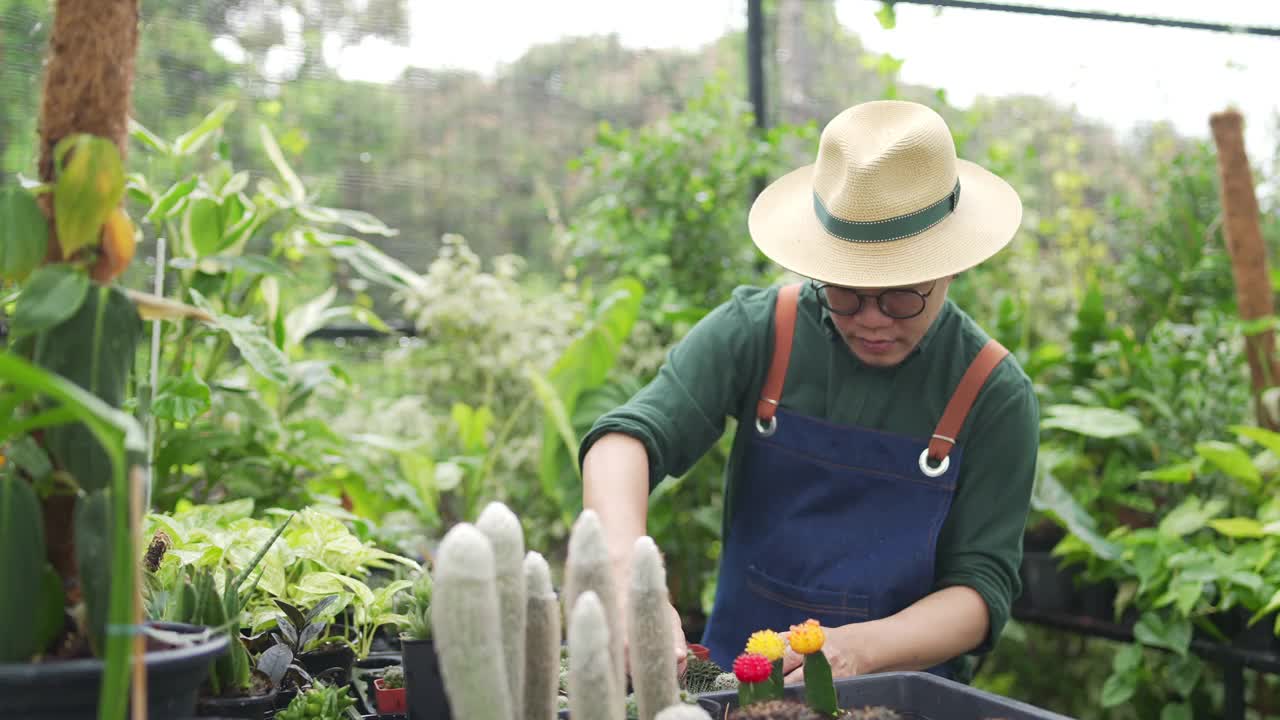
[0,622,230,720]
[1014,551,1077,615]
[194,686,278,719]
[401,637,451,720]
[699,671,1073,719]
[298,641,356,685]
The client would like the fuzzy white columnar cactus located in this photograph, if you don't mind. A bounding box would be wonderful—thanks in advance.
[476,502,527,720]
[523,551,561,720]
[564,509,626,694]
[628,536,679,720]
[653,705,714,720]
[569,591,623,720]
[429,523,513,720]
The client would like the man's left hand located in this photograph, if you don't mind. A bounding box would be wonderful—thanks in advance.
[780,623,868,685]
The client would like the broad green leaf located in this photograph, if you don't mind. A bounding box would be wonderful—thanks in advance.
[1194,441,1261,487]
[1229,424,1280,458]
[285,287,338,347]
[1134,612,1192,655]
[1160,703,1193,720]
[185,196,226,257]
[4,435,52,479]
[1100,668,1138,707]
[0,186,49,282]
[1227,571,1264,592]
[1030,449,1120,560]
[259,123,306,204]
[1249,588,1280,627]
[0,476,49,662]
[1208,517,1264,538]
[75,488,113,655]
[31,285,144,493]
[1113,644,1143,673]
[398,451,438,526]
[10,265,90,335]
[1163,655,1202,693]
[129,118,171,155]
[313,233,419,290]
[153,372,212,423]
[526,365,581,492]
[451,402,493,455]
[52,135,125,257]
[296,205,398,237]
[145,176,199,223]
[1040,404,1141,439]
[220,171,250,198]
[170,254,292,279]
[190,289,290,384]
[1158,497,1227,538]
[173,101,236,156]
[1138,462,1194,484]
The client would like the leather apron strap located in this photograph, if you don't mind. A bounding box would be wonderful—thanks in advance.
[755,282,802,434]
[926,339,1009,464]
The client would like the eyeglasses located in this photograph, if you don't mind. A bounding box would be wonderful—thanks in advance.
[814,280,937,319]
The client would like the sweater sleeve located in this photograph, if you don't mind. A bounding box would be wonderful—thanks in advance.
[932,360,1040,654]
[578,286,773,490]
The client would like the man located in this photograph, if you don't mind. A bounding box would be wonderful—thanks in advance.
[579,100,1039,684]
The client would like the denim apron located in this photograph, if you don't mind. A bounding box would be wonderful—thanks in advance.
[700,283,1008,680]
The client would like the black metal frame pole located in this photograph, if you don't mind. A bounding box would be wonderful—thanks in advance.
[747,0,767,204]
[747,0,766,132]
[885,0,1280,38]
[1223,660,1244,720]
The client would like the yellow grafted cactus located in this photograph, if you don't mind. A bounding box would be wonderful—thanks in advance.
[788,619,825,655]
[744,629,786,662]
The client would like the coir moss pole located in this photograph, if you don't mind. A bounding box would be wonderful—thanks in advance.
[37,0,139,260]
[1209,109,1280,429]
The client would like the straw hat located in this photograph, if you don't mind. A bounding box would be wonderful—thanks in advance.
[748,100,1022,288]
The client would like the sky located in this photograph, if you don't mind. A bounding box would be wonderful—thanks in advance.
[306,0,1280,158]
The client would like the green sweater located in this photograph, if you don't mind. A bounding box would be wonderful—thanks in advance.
[579,281,1039,657]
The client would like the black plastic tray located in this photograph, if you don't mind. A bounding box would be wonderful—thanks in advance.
[697,671,1074,719]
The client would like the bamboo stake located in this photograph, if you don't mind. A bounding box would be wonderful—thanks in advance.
[1209,109,1280,429]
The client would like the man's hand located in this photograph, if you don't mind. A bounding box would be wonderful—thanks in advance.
[780,624,867,685]
[668,601,689,677]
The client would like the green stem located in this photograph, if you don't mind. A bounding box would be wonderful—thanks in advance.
[768,657,785,699]
[737,681,761,708]
[803,651,838,716]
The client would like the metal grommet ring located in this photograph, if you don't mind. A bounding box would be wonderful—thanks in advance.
[918,448,950,477]
[755,416,778,437]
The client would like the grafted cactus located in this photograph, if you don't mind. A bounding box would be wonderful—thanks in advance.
[654,704,714,720]
[524,551,561,720]
[628,536,679,720]
[429,523,512,720]
[477,501,527,720]
[564,509,625,695]
[569,591,623,720]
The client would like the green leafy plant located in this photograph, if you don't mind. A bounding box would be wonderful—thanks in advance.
[149,513,293,696]
[272,595,341,657]
[398,570,433,641]
[0,129,151,720]
[273,680,360,720]
[127,104,419,514]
